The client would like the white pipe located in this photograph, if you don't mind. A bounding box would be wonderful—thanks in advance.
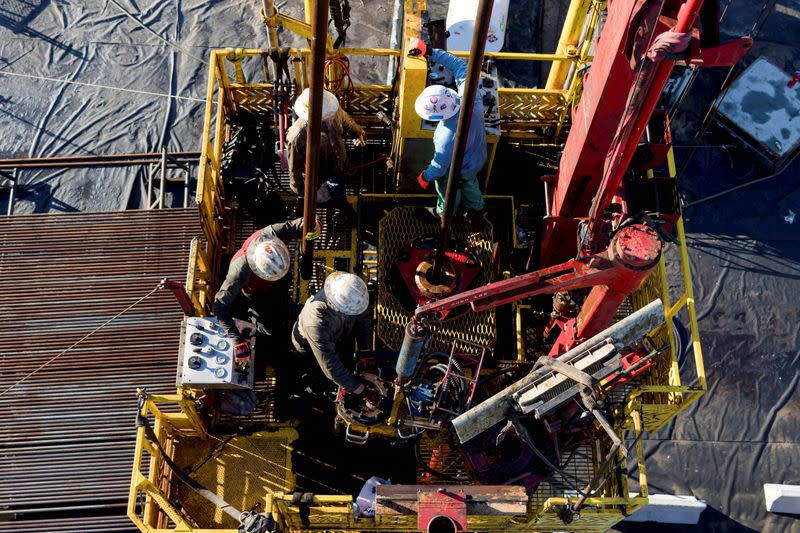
[386,0,403,86]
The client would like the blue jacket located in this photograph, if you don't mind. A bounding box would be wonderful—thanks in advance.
[422,49,487,182]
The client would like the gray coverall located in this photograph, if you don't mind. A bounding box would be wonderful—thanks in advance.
[212,218,303,341]
[291,288,372,393]
[286,107,364,196]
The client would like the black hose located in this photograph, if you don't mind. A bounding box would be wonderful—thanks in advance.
[671,317,691,371]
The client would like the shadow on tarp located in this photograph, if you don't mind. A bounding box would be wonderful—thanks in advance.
[0,106,99,156]
[686,235,800,281]
[614,505,759,533]
[0,0,83,59]
[13,181,78,213]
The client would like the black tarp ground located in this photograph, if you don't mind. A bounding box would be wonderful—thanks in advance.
[1,1,799,531]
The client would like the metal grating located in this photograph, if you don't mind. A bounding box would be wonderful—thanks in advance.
[498,91,567,123]
[315,205,354,251]
[219,373,279,427]
[498,90,570,140]
[230,85,392,123]
[0,210,200,524]
[415,432,469,484]
[173,429,297,529]
[530,442,597,506]
[377,207,496,352]
[630,270,682,430]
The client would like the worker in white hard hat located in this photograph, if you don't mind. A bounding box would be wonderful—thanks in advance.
[291,271,374,395]
[409,39,487,221]
[213,217,320,367]
[286,88,366,205]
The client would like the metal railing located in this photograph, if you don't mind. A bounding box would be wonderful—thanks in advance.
[128,391,210,532]
[187,28,603,314]
[174,0,705,526]
[627,149,706,432]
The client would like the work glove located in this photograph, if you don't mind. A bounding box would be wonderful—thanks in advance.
[354,130,367,147]
[407,37,430,58]
[305,216,323,241]
[233,341,252,368]
[417,170,433,190]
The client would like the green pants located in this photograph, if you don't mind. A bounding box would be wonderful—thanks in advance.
[434,169,485,215]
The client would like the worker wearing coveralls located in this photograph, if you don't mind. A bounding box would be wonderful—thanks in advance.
[413,44,487,217]
[286,88,366,204]
[291,272,373,395]
[213,217,317,365]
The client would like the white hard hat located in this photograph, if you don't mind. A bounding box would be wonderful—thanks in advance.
[414,85,461,121]
[324,272,369,315]
[246,235,291,281]
[293,88,340,120]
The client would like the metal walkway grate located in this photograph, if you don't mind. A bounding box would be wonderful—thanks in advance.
[173,429,297,529]
[377,207,496,352]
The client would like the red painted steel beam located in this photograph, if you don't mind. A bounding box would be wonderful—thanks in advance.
[550,225,662,354]
[585,0,704,250]
[684,35,752,67]
[547,0,664,222]
[160,278,195,316]
[542,0,721,262]
[414,224,662,329]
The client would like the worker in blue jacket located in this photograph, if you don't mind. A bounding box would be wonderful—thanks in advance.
[409,39,487,220]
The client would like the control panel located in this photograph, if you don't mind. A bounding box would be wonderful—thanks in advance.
[176,316,255,389]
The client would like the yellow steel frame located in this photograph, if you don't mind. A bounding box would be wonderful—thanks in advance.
[186,0,605,312]
[172,0,707,530]
[127,393,648,532]
[392,0,603,183]
[627,148,706,432]
[129,390,298,533]
[263,409,649,532]
[128,390,214,533]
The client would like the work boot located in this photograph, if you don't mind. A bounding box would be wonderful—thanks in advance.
[324,196,356,228]
[415,206,441,225]
[464,209,487,230]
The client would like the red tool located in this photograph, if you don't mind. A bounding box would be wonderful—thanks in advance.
[789,71,800,88]
[233,341,252,368]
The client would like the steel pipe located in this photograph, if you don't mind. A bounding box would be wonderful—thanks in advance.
[300,0,331,279]
[0,151,200,169]
[451,299,665,443]
[432,0,494,282]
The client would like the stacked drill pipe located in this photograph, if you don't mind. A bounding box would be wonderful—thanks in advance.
[0,210,198,520]
[0,515,138,532]
[0,151,200,169]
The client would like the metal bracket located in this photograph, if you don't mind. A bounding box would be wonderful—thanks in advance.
[344,423,370,445]
[417,490,467,532]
